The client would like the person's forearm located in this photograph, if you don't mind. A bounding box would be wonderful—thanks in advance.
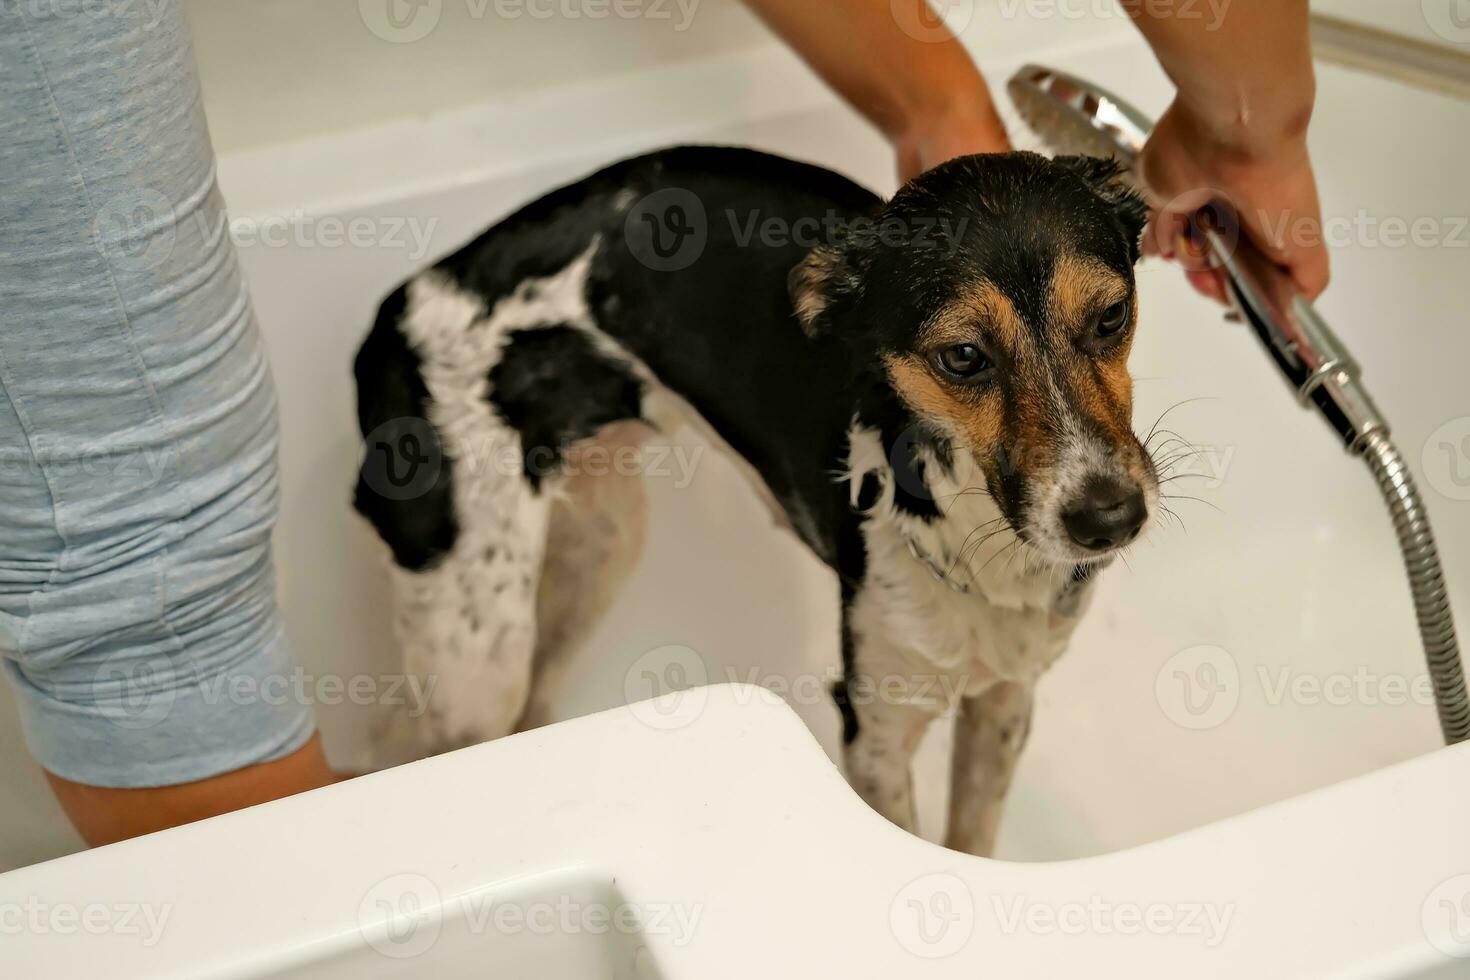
[741,0,1004,149]
[1129,0,1315,153]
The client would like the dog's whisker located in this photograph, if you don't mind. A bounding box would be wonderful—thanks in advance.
[998,536,1035,579]
[977,538,1021,576]
[948,522,1016,578]
[1153,456,1206,478]
[936,485,997,516]
[1149,434,1200,456]
[1142,397,1213,447]
[1152,445,1207,469]
[1161,492,1223,514]
[1149,436,1198,457]
[934,485,995,503]
[1145,424,1194,446]
[949,515,1009,556]
[1001,538,1039,579]
[1149,440,1192,460]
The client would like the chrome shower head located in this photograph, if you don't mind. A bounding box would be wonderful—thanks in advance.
[1006,63,1152,168]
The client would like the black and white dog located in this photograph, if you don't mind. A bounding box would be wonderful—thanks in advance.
[353,146,1157,855]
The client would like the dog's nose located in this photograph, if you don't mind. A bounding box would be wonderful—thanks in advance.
[1061,477,1146,552]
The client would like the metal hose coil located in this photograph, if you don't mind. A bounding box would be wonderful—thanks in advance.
[1360,431,1470,743]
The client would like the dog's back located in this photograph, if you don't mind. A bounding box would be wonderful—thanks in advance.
[350,147,883,750]
[355,147,883,573]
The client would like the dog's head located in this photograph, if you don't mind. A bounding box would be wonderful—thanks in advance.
[791,151,1157,565]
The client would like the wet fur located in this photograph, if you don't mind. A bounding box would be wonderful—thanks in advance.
[352,146,1154,855]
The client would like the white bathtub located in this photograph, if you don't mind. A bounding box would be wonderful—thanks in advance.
[3,685,1470,978]
[2,4,1470,973]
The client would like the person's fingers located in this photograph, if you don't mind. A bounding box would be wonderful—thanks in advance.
[1177,219,1231,304]
[1143,210,1184,260]
[1141,122,1331,302]
[1142,210,1229,303]
[1230,179,1331,301]
[1186,268,1227,304]
[1242,201,1330,300]
[1138,122,1234,304]
[1293,240,1331,300]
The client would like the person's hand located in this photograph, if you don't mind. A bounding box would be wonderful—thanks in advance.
[894,103,1012,183]
[1139,97,1329,303]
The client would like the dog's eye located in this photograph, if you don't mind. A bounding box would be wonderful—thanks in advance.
[1096,301,1130,337]
[936,343,991,380]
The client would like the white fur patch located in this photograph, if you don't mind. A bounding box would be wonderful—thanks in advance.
[845,422,1085,690]
[383,246,607,749]
[375,240,789,749]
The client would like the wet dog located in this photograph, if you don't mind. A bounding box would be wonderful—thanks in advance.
[353,146,1156,855]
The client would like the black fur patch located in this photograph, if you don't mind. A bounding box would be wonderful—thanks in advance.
[832,675,859,745]
[832,507,868,743]
[856,382,944,522]
[487,325,644,490]
[352,286,459,571]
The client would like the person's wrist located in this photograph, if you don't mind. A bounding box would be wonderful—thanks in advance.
[892,97,1011,179]
[1173,81,1315,164]
[917,88,1007,137]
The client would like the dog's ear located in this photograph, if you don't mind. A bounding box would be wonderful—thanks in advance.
[788,245,844,337]
[788,234,870,338]
[1055,155,1150,261]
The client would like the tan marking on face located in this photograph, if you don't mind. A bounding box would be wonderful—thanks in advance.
[905,278,1057,484]
[1048,253,1128,335]
[1047,253,1138,448]
[884,354,1003,457]
[918,280,1025,352]
[920,279,1061,469]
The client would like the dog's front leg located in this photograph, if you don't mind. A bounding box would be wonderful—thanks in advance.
[944,681,1033,856]
[843,698,937,833]
[840,630,948,833]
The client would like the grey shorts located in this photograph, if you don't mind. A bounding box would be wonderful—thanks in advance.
[0,0,314,787]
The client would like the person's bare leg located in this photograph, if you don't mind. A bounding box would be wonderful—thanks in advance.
[2,2,323,842]
[45,735,339,847]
